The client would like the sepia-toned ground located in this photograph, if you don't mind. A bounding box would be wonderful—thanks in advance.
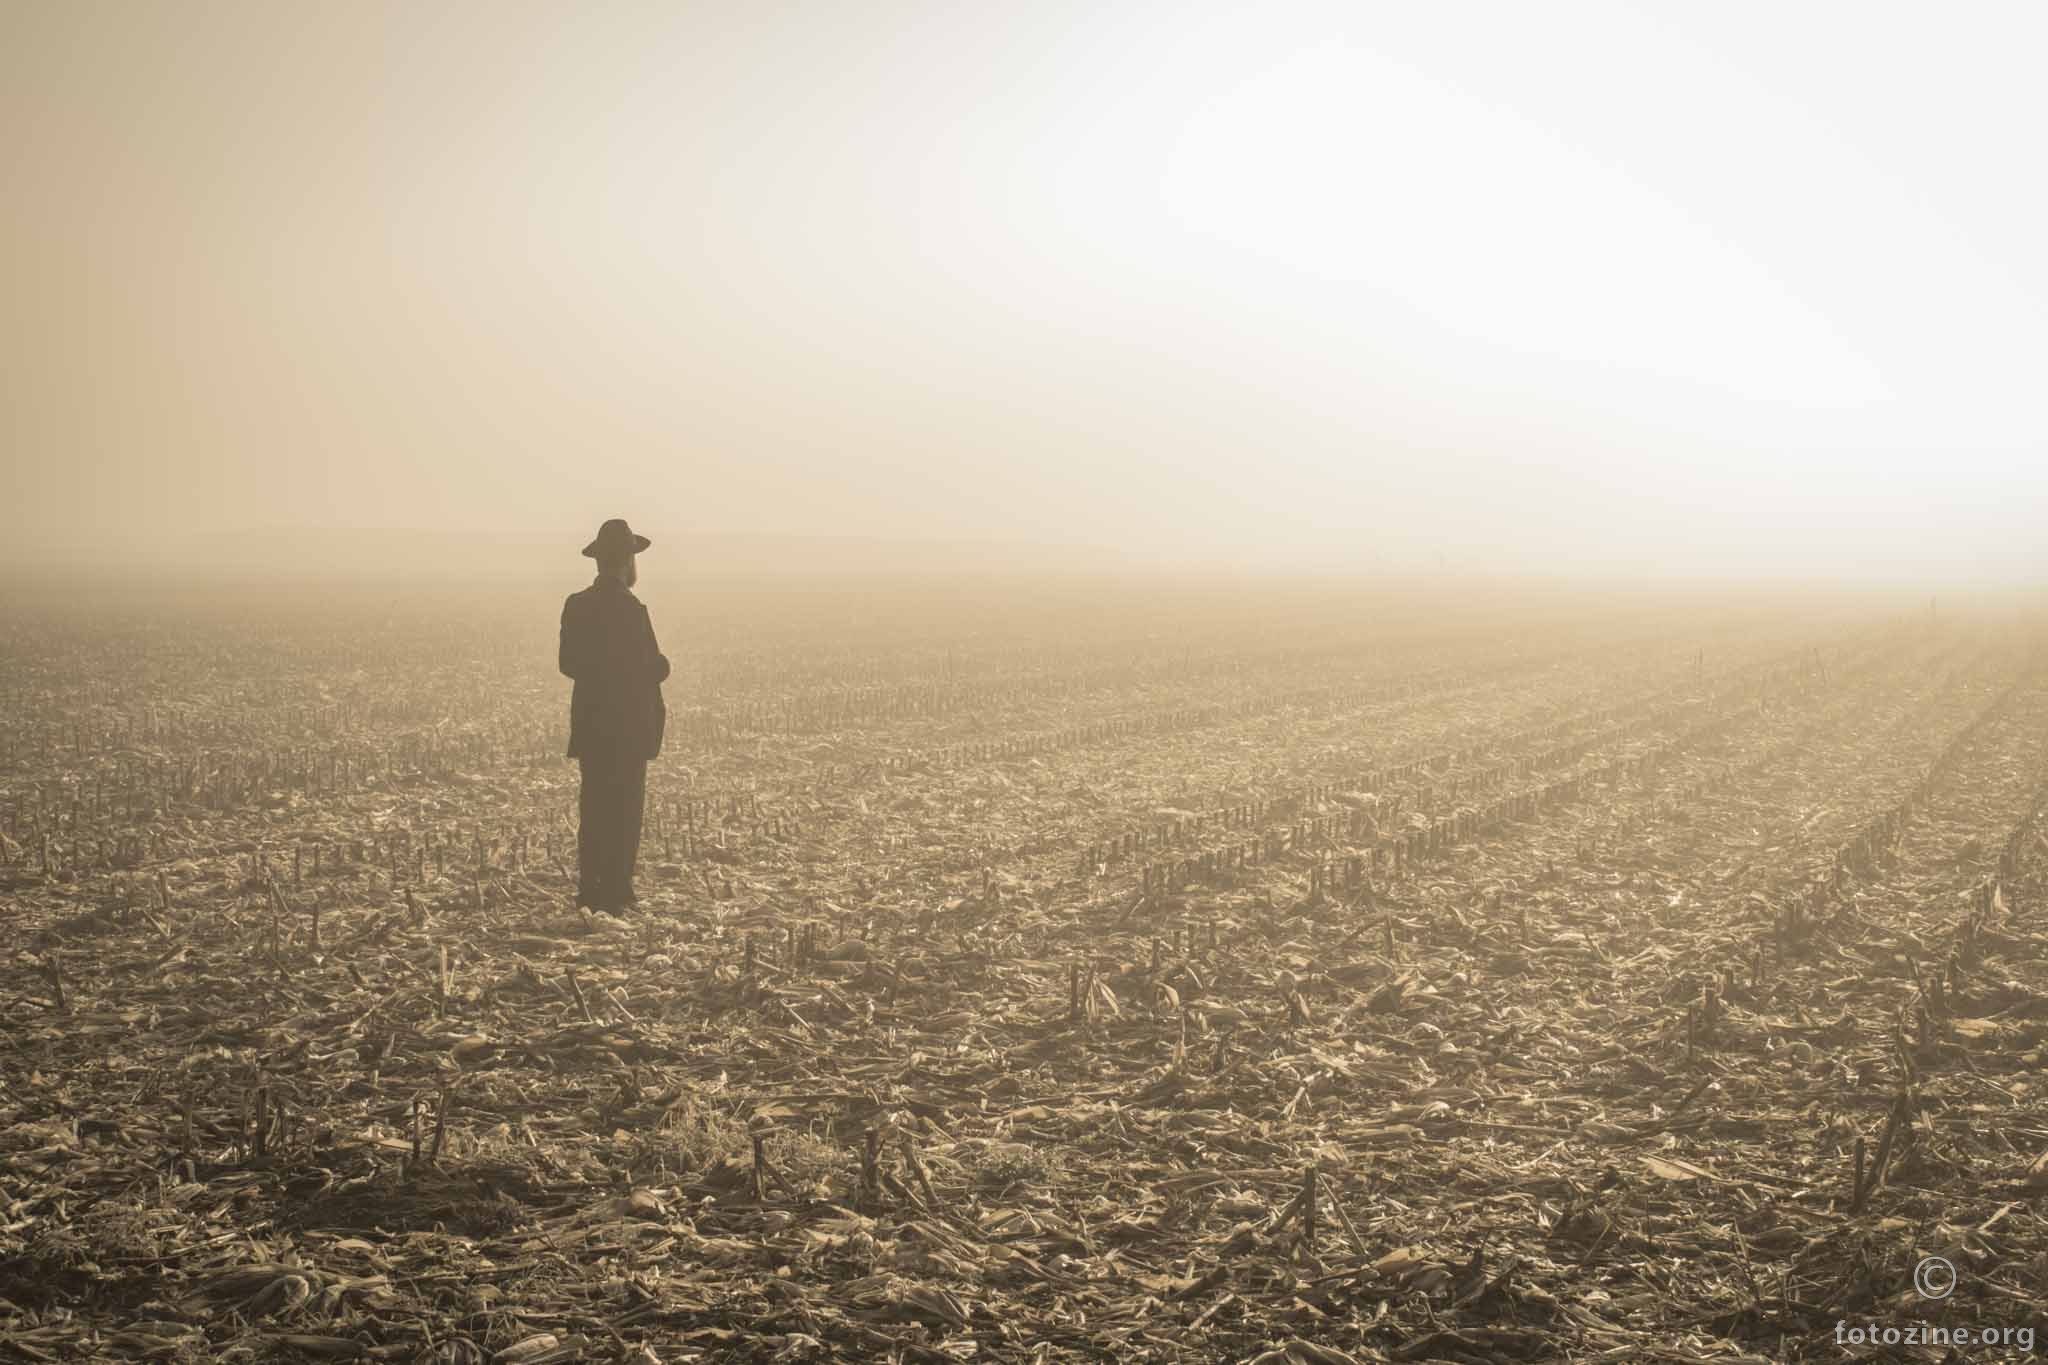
[2,578,2046,1363]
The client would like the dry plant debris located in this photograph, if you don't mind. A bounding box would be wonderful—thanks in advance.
[2,584,2046,1362]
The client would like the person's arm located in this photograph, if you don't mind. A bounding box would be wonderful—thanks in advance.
[642,603,671,683]
[558,597,585,679]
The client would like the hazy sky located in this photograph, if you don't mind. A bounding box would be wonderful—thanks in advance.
[5,1,2044,580]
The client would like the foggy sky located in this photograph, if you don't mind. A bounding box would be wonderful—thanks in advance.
[4,1,2045,583]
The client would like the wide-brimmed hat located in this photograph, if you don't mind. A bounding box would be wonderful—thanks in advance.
[582,518,651,558]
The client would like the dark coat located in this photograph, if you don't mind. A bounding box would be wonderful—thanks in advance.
[560,578,670,760]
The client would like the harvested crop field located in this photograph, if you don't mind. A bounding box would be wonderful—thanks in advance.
[3,579,2047,1364]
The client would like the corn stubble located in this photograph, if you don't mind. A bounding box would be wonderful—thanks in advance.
[0,584,2045,1361]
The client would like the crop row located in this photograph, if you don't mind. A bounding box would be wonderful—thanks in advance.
[1102,640,1892,903]
[1827,665,2040,887]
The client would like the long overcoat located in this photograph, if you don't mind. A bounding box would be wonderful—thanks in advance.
[559,578,670,760]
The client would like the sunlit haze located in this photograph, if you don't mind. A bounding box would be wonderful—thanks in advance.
[5,1,2044,582]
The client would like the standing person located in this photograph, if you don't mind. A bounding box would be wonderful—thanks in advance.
[559,519,670,914]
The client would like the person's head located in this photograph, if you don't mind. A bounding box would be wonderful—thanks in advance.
[582,519,650,585]
[597,552,637,588]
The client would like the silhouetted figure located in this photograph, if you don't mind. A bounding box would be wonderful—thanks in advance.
[560,519,669,913]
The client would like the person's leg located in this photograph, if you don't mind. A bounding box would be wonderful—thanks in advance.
[576,756,599,907]
[616,759,647,909]
[577,755,615,910]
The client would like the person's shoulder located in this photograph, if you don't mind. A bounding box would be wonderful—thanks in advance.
[566,583,640,616]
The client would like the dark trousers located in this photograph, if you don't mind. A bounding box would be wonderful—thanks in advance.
[577,752,646,910]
